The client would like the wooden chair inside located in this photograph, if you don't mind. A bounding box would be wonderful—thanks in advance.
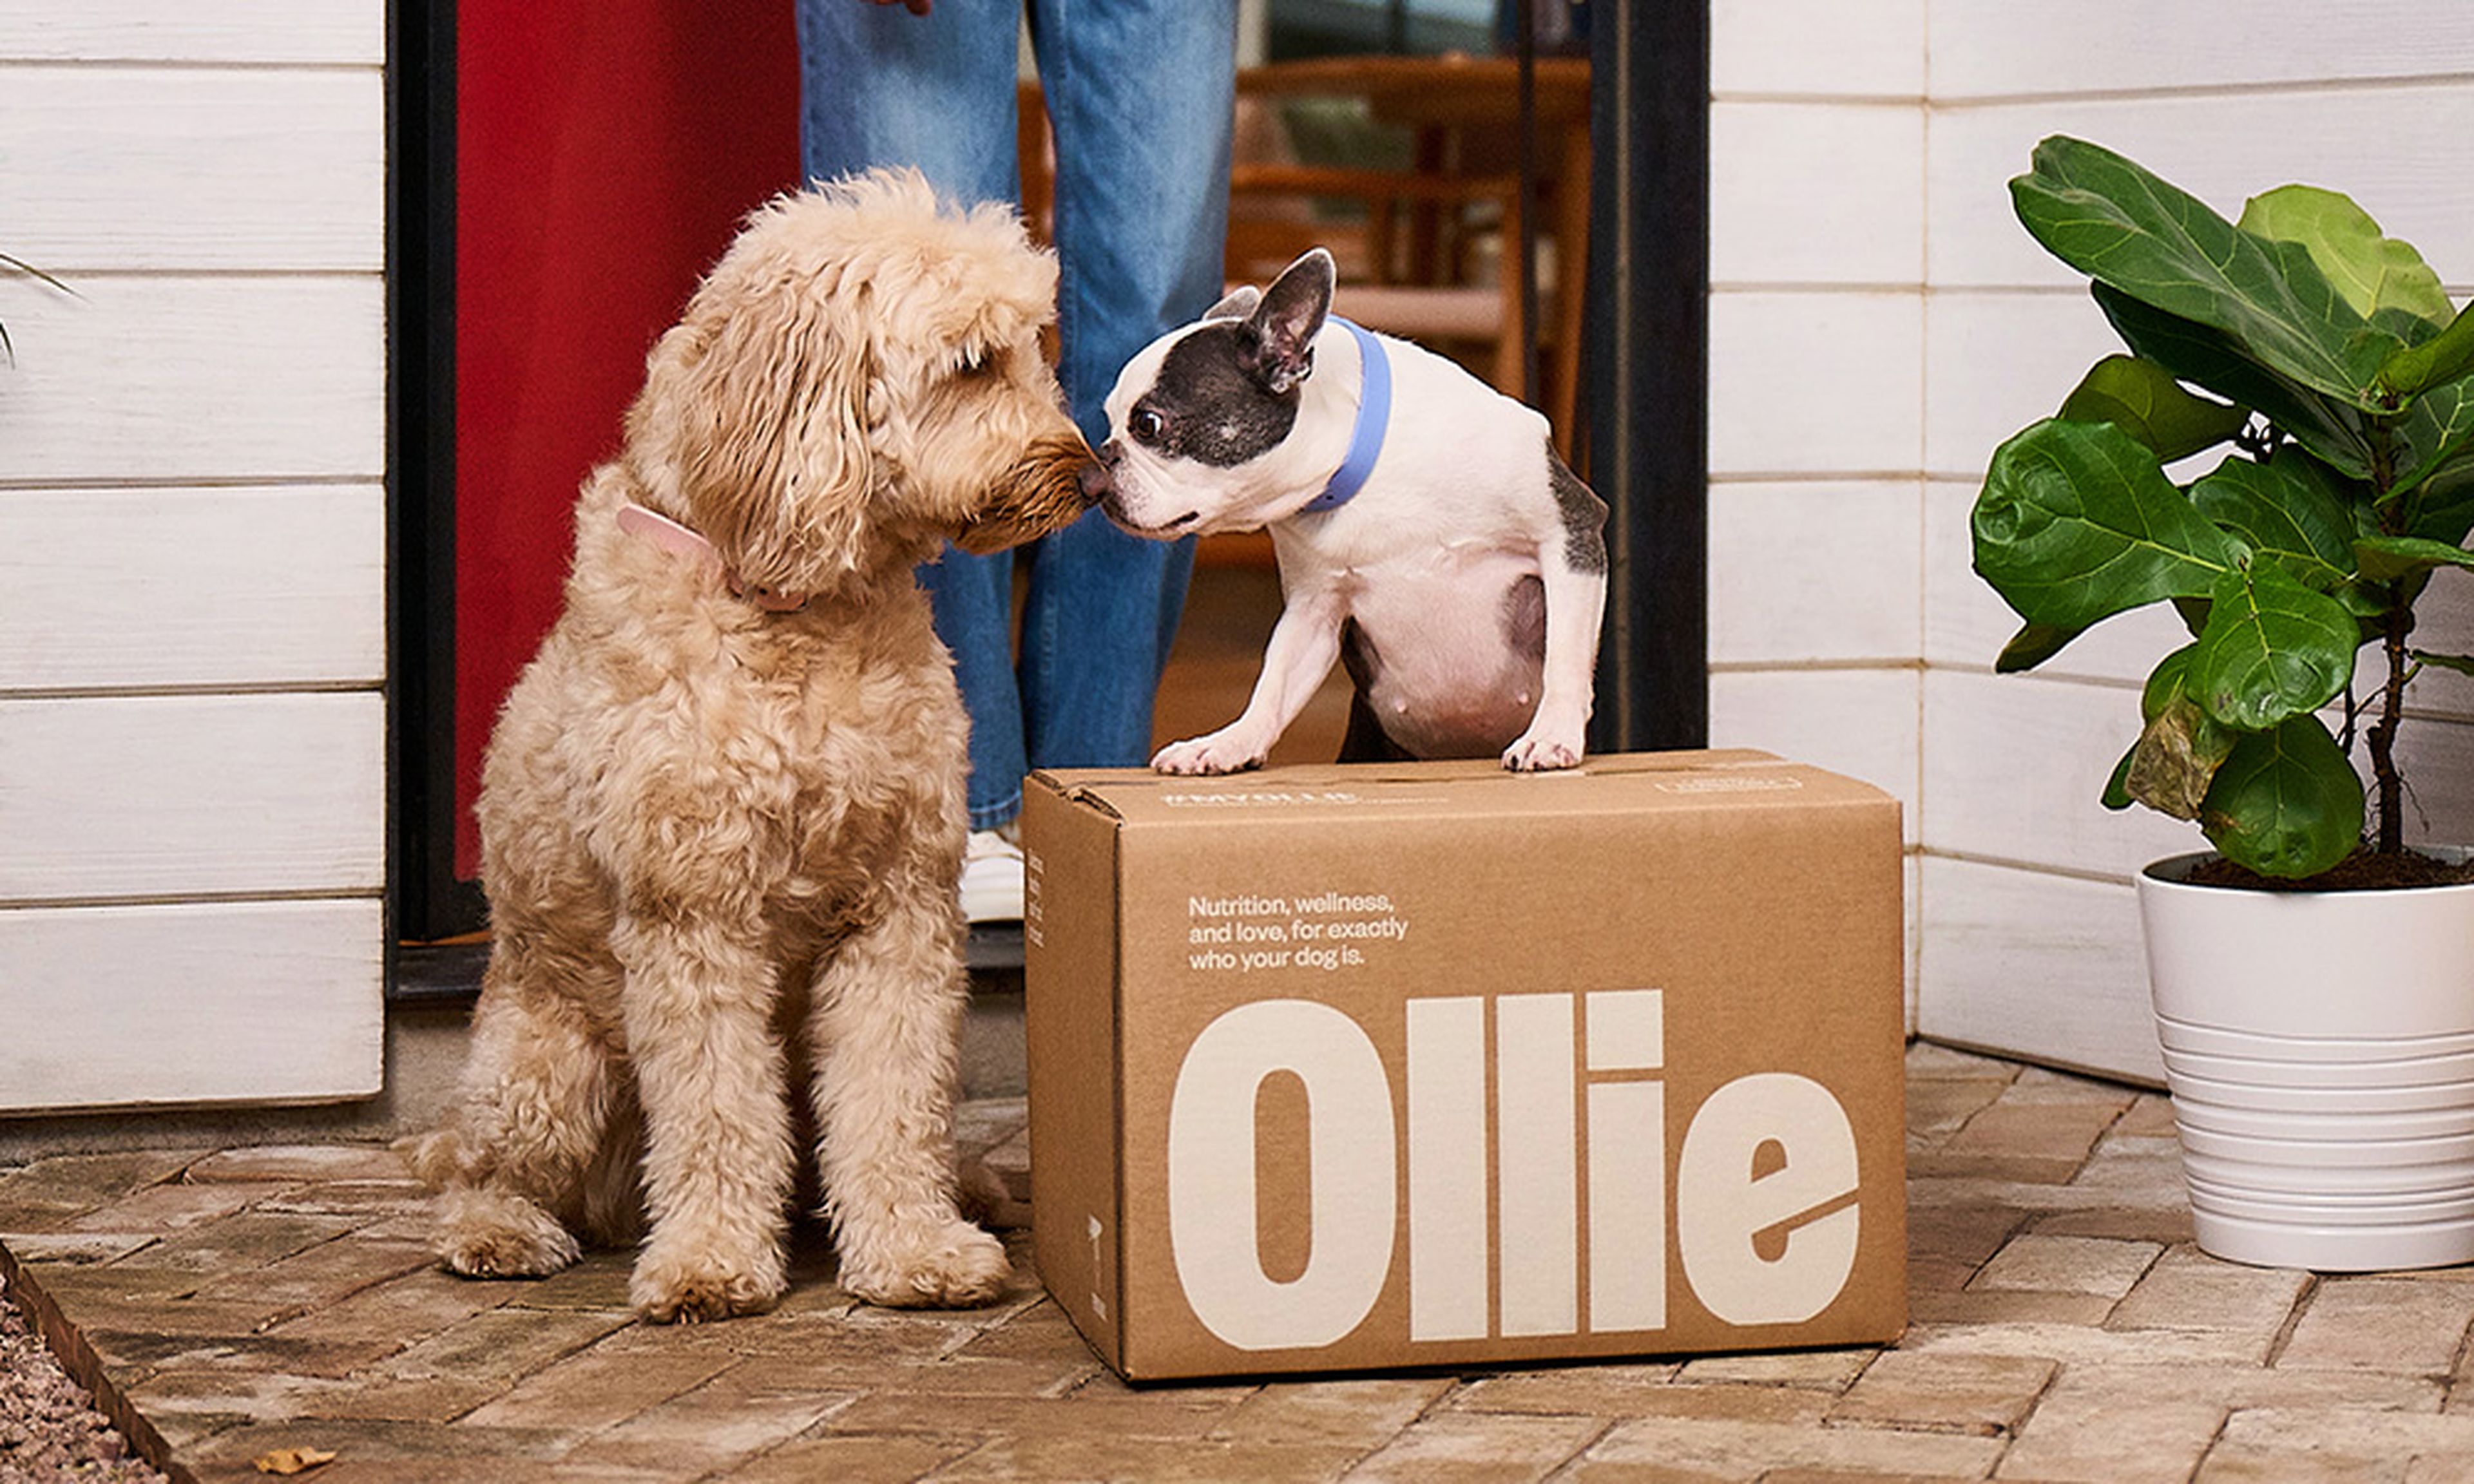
[1226,55,1589,455]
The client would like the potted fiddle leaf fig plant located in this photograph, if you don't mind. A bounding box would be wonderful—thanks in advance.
[1971,136,2474,1273]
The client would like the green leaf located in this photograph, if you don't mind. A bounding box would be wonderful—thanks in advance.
[2188,452,2359,588]
[2405,450,2474,546]
[2095,285,2372,479]
[2412,650,2474,678]
[2060,356,2249,462]
[2380,300,2474,401]
[2354,533,2474,584]
[2199,714,2366,879]
[2238,185,2455,332]
[2103,743,2138,810]
[2189,561,2359,730]
[1995,622,2080,674]
[2141,644,2200,723]
[1973,418,2240,634]
[2392,376,2474,498]
[2013,137,2390,407]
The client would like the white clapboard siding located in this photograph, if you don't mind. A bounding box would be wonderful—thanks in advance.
[1708,290,1924,477]
[1709,479,1922,667]
[1709,667,1920,846]
[2383,716,2474,853]
[0,486,383,692]
[0,66,383,271]
[1922,668,2204,879]
[1930,1,2474,101]
[0,692,383,902]
[0,277,383,484]
[1924,290,2128,480]
[0,2,387,1114]
[0,899,383,1112]
[1915,855,2163,1087]
[2392,572,2474,721]
[1711,0,1924,99]
[1930,86,2474,292]
[0,3,381,64]
[1711,102,1924,287]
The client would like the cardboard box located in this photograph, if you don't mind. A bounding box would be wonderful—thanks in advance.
[1022,751,1906,1381]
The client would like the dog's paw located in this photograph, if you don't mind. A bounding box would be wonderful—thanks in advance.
[629,1245,787,1324]
[1151,731,1267,776]
[1503,730,1585,772]
[839,1219,1013,1309]
[393,1130,455,1189]
[434,1188,582,1280]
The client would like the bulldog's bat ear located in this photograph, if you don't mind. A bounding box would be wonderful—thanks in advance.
[1238,248,1335,396]
[1202,285,1261,321]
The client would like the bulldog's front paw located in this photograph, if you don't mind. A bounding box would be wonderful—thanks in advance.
[1151,729,1267,775]
[1503,728,1585,772]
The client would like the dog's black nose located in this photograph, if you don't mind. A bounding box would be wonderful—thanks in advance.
[1076,459,1115,508]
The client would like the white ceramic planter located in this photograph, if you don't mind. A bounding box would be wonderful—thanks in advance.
[2138,851,2474,1271]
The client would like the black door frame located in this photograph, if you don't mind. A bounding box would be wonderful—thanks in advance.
[388,0,486,957]
[1584,0,1709,756]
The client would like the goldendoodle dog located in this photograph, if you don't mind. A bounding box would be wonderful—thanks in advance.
[403,169,1095,1322]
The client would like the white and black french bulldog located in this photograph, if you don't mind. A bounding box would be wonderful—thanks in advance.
[1094,247,1608,774]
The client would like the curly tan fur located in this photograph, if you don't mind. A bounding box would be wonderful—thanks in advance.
[403,170,1093,1322]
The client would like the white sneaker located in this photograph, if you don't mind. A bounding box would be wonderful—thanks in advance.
[961,826,1025,924]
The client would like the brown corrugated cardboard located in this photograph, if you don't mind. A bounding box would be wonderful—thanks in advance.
[1022,751,1906,1381]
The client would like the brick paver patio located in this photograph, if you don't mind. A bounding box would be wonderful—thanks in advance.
[7,1042,2474,1482]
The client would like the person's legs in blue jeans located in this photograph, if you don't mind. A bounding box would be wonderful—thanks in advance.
[796,0,1030,831]
[1017,0,1236,777]
[795,1,1232,916]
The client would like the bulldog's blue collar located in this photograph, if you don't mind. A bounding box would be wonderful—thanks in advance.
[1301,317,1390,514]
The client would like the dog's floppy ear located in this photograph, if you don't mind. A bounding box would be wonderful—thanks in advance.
[629,280,877,593]
[1202,285,1261,322]
[1236,249,1334,396]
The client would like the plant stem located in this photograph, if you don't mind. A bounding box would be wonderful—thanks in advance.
[2366,421,2406,855]
[2368,607,2409,855]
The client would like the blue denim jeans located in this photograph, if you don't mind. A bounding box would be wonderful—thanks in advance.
[797,0,1235,828]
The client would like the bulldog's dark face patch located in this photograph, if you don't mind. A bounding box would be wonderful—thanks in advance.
[1124,325,1301,469]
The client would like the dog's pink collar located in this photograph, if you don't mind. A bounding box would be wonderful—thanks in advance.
[615,502,811,613]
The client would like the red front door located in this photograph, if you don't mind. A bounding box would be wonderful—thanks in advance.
[452,1,800,877]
